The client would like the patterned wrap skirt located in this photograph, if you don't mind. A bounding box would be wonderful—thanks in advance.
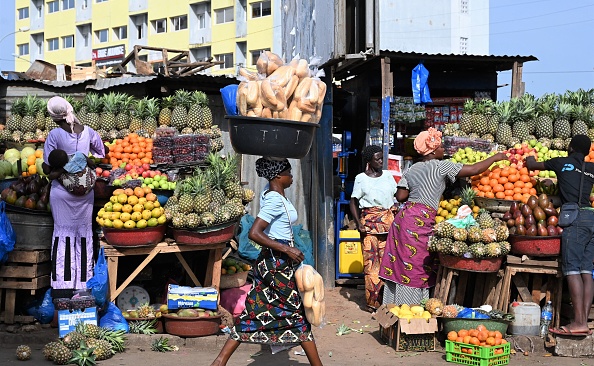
[229,239,314,345]
[379,201,439,298]
[360,206,396,309]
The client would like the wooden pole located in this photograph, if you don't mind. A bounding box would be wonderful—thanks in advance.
[511,61,524,98]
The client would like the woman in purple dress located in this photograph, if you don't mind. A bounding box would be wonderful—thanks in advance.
[42,96,107,297]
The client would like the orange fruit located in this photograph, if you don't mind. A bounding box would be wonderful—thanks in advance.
[494,338,502,345]
[476,324,487,332]
[494,331,502,339]
[463,335,472,344]
[477,330,488,342]
[456,336,464,343]
[486,337,496,346]
[500,339,507,344]
[470,337,480,345]
[469,329,479,338]
[447,331,458,341]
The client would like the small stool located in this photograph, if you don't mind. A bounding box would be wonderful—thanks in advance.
[434,266,503,308]
[496,255,563,329]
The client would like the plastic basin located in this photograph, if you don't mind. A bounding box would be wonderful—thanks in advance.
[162,314,221,337]
[172,220,239,246]
[441,318,510,335]
[438,253,503,273]
[6,210,54,250]
[225,115,319,158]
[102,225,166,247]
[509,234,561,257]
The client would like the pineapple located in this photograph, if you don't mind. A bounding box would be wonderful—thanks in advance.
[11,130,23,143]
[535,94,555,139]
[97,328,126,354]
[43,341,60,361]
[485,242,502,258]
[159,95,174,126]
[21,95,38,132]
[428,236,439,252]
[198,91,213,128]
[477,209,494,229]
[242,187,255,203]
[214,205,233,224]
[129,98,145,132]
[51,343,73,365]
[151,336,177,352]
[554,101,572,139]
[481,228,496,243]
[483,99,498,135]
[128,319,158,335]
[459,99,475,134]
[16,345,32,361]
[481,133,494,143]
[495,101,513,147]
[201,212,216,227]
[45,107,59,131]
[86,338,113,361]
[424,298,443,316]
[442,305,459,318]
[172,213,186,228]
[23,131,35,142]
[211,138,224,152]
[69,341,96,366]
[137,302,155,318]
[0,130,12,141]
[452,228,467,242]
[6,97,24,131]
[116,94,133,130]
[468,242,485,258]
[76,322,101,339]
[467,226,482,243]
[473,101,488,136]
[498,241,511,256]
[191,173,212,214]
[572,105,589,136]
[181,127,193,134]
[143,97,160,135]
[187,213,201,228]
[100,92,118,131]
[62,331,86,350]
[434,221,455,239]
[511,98,529,142]
[459,186,476,207]
[494,224,509,242]
[206,153,231,208]
[451,241,468,257]
[518,94,536,135]
[187,90,202,130]
[35,97,47,130]
[178,193,194,214]
[84,93,103,130]
[171,89,191,131]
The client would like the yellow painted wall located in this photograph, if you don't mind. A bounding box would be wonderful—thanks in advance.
[211,3,236,75]
[43,1,77,66]
[246,0,273,66]
[147,0,188,50]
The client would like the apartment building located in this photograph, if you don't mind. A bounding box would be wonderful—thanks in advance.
[13,0,277,75]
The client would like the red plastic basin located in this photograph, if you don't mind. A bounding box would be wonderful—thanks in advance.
[509,234,561,257]
[172,220,239,245]
[162,314,221,337]
[102,225,166,247]
[439,253,503,273]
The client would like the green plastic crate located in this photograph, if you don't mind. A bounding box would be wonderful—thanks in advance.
[445,340,510,366]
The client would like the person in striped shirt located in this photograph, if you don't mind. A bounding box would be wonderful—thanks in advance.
[380,128,507,305]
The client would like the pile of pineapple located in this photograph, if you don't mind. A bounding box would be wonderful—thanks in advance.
[43,323,125,365]
[429,208,510,259]
[2,90,223,150]
[165,153,255,229]
[443,89,594,148]
[436,188,481,224]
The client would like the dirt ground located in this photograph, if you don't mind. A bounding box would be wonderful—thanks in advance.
[1,286,594,365]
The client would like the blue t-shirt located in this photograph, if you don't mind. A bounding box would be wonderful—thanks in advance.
[257,188,297,241]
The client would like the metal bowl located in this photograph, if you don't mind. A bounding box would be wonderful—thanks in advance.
[102,225,166,247]
[225,115,319,158]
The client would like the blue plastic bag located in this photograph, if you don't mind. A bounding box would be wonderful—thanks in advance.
[457,308,490,319]
[26,288,54,324]
[0,201,16,264]
[237,214,261,261]
[220,84,239,116]
[99,302,129,332]
[86,247,108,307]
[411,63,432,104]
[293,225,314,267]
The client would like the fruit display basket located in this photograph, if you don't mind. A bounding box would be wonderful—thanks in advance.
[162,314,221,337]
[508,234,561,257]
[126,317,164,333]
[171,220,239,246]
[439,253,503,273]
[474,197,520,214]
[225,115,319,159]
[441,318,510,335]
[445,340,510,366]
[102,225,166,247]
[220,271,249,289]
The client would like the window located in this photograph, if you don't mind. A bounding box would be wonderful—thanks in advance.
[460,0,469,14]
[251,49,269,65]
[115,26,127,40]
[153,19,166,33]
[18,7,29,19]
[460,37,468,54]
[197,13,206,29]
[62,35,74,48]
[137,24,144,39]
[96,29,108,43]
[62,0,74,10]
[82,0,88,8]
[83,34,89,47]
[48,38,59,51]
[172,15,187,31]
[216,53,233,69]
[215,7,234,24]
[252,1,271,18]
[37,5,42,18]
[18,43,29,56]
[48,1,59,13]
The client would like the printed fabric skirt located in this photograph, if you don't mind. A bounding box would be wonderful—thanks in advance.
[229,239,314,345]
[360,206,396,310]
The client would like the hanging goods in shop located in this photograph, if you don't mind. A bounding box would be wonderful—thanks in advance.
[412,63,432,105]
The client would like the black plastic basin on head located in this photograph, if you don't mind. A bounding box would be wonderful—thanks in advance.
[225,115,319,159]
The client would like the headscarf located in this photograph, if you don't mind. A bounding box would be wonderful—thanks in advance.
[414,127,442,155]
[255,157,291,181]
[47,96,80,133]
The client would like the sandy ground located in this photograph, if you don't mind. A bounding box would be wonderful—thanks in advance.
[1,286,593,365]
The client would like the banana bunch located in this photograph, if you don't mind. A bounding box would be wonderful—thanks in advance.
[535,178,558,196]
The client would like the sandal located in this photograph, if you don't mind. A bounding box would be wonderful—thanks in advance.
[548,326,592,336]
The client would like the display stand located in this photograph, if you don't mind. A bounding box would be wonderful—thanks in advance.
[495,255,563,330]
[101,240,226,302]
[434,266,503,308]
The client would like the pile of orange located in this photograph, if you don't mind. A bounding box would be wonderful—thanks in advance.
[107,133,153,168]
[471,166,538,203]
[584,143,594,162]
[447,324,507,354]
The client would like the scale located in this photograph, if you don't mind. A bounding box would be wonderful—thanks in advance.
[116,285,150,311]
[334,132,363,280]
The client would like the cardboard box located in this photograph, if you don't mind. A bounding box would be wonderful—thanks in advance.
[58,307,97,337]
[374,304,438,352]
[167,284,218,310]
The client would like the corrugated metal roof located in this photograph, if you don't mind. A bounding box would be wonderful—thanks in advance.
[86,76,157,90]
[379,50,538,63]
[39,79,89,87]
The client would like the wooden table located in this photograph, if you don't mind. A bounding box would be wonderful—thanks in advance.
[101,240,226,302]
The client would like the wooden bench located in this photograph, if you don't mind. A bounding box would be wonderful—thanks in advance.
[0,249,51,324]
